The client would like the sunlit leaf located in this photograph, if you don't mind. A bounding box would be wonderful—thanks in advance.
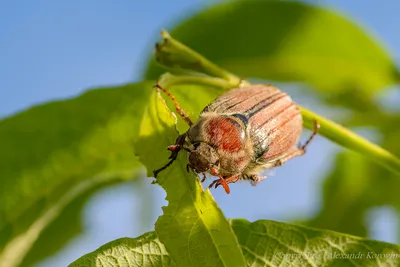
[69,232,174,267]
[71,219,400,266]
[134,84,246,267]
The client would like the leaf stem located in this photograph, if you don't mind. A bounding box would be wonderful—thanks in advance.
[155,31,400,175]
[301,108,400,174]
[158,72,235,89]
[156,30,241,86]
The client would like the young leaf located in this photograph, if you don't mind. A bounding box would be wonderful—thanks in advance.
[70,219,400,266]
[144,1,398,95]
[69,232,174,267]
[134,85,246,267]
[0,82,153,265]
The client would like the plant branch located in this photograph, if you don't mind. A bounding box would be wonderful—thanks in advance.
[158,72,234,89]
[155,31,400,175]
[156,30,241,86]
[300,108,400,174]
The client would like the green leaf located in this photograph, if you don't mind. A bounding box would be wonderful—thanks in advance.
[232,219,400,267]
[144,1,398,95]
[71,219,400,266]
[134,84,246,267]
[69,232,174,267]
[0,82,153,266]
[19,179,149,267]
[0,171,137,267]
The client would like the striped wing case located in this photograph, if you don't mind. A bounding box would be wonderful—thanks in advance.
[202,84,303,164]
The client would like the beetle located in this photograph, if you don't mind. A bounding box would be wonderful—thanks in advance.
[153,83,319,194]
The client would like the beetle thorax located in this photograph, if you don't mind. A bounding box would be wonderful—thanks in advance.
[187,113,252,176]
[188,143,219,173]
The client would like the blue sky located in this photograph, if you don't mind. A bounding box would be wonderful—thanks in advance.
[1,1,399,266]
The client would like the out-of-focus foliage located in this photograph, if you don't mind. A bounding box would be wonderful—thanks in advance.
[0,82,153,266]
[144,1,399,100]
[308,114,400,239]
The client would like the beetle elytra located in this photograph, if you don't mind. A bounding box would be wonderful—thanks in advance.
[153,84,319,194]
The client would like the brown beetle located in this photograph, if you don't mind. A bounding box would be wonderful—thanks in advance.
[153,84,319,194]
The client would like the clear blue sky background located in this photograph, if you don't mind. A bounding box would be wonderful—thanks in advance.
[1,1,399,266]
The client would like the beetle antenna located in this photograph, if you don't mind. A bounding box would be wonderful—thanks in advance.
[154,84,193,126]
[301,120,320,151]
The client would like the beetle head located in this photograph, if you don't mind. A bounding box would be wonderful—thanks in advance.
[188,142,219,173]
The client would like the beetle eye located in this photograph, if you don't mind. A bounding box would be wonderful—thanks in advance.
[193,142,200,149]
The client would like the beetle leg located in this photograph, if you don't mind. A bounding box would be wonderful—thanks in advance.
[200,172,207,183]
[186,164,191,173]
[154,83,193,126]
[186,164,206,183]
[300,120,320,151]
[186,163,204,182]
[208,179,218,189]
[272,120,320,168]
[153,133,187,177]
[247,174,266,186]
[273,149,304,167]
[208,168,230,193]
[210,175,240,194]
[215,175,240,187]
[208,177,230,194]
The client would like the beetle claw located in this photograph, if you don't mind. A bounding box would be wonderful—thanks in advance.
[209,177,230,194]
[200,173,207,183]
[220,180,230,194]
